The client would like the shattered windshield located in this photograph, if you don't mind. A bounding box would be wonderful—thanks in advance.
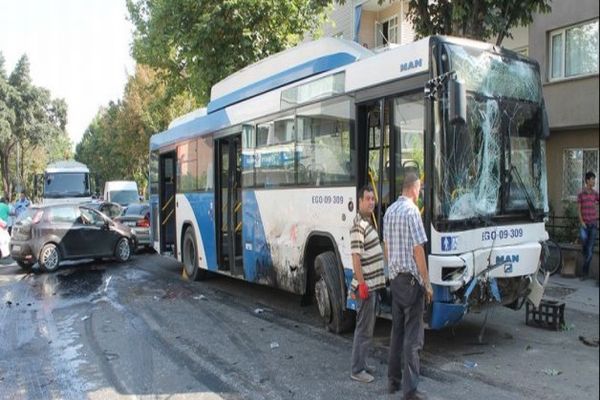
[435,44,548,223]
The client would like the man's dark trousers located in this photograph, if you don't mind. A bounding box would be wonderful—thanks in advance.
[388,274,424,398]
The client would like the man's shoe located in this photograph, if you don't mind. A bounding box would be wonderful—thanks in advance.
[387,380,401,394]
[350,370,374,383]
[365,364,377,374]
[404,389,428,400]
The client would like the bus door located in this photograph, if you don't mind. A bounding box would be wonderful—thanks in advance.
[357,99,399,237]
[159,151,176,255]
[358,93,427,235]
[216,134,243,276]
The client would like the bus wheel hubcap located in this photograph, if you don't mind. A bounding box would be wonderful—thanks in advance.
[315,278,331,322]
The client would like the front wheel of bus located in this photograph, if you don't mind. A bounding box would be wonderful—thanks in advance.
[314,251,354,333]
[182,227,208,281]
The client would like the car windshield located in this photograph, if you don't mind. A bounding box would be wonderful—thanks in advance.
[110,190,139,205]
[16,208,43,224]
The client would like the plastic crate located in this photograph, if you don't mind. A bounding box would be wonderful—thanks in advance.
[526,299,565,331]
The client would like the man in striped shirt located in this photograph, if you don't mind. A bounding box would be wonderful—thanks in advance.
[383,172,432,400]
[350,184,385,384]
[577,171,599,280]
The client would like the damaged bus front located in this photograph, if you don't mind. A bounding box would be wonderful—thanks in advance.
[427,40,549,329]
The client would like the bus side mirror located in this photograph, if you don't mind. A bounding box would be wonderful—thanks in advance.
[448,78,466,125]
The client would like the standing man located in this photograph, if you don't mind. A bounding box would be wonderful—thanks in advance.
[13,191,31,219]
[577,171,599,280]
[350,184,386,383]
[384,172,432,400]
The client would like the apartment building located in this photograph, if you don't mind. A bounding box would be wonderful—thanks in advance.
[320,0,599,217]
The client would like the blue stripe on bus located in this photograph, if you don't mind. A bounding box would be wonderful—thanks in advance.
[242,190,273,282]
[206,52,357,114]
[345,268,357,311]
[183,192,218,270]
[150,109,230,151]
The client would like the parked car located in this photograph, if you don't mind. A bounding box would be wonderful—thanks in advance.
[114,203,151,250]
[10,204,136,272]
[0,220,9,259]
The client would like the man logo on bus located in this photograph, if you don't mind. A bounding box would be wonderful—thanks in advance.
[400,58,423,72]
[496,254,519,273]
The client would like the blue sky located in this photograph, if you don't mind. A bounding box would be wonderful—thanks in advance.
[0,0,135,147]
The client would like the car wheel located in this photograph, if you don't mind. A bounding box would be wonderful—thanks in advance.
[182,227,208,281]
[114,237,131,262]
[16,260,34,272]
[314,251,354,333]
[38,243,61,273]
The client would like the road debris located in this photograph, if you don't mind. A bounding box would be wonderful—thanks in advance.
[193,294,207,300]
[254,308,265,314]
[578,336,600,347]
[463,361,478,369]
[541,368,562,376]
[270,342,279,349]
[81,315,90,321]
[462,351,484,356]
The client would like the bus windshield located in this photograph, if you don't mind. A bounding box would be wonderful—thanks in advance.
[44,173,91,198]
[435,43,548,223]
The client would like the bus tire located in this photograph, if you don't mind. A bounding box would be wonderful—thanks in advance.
[182,227,208,281]
[314,251,354,333]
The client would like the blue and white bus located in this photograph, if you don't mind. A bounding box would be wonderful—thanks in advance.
[149,36,549,332]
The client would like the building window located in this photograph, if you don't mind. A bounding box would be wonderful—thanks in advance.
[550,19,599,80]
[376,15,399,47]
[562,148,599,200]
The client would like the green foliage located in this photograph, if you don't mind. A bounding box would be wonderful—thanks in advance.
[127,0,331,104]
[404,0,551,45]
[0,52,71,201]
[75,65,197,197]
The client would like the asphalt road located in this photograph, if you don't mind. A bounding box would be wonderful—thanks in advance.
[0,253,598,400]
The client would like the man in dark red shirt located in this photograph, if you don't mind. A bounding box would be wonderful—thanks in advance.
[577,171,599,280]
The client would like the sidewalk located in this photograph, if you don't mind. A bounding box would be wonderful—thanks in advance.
[544,274,599,315]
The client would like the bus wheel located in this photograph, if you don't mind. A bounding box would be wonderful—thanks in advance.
[314,251,354,333]
[182,227,208,281]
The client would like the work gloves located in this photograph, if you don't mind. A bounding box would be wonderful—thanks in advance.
[358,282,370,300]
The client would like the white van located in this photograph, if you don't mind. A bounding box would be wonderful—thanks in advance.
[103,181,139,206]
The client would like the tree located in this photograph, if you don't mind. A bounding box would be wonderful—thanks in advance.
[127,0,330,104]
[0,53,70,200]
[76,64,196,196]
[405,0,551,46]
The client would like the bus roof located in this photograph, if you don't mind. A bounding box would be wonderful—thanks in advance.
[208,37,373,113]
[46,160,89,174]
[150,36,459,151]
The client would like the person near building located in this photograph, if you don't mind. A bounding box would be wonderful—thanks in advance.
[383,172,433,400]
[349,184,386,383]
[577,171,599,280]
